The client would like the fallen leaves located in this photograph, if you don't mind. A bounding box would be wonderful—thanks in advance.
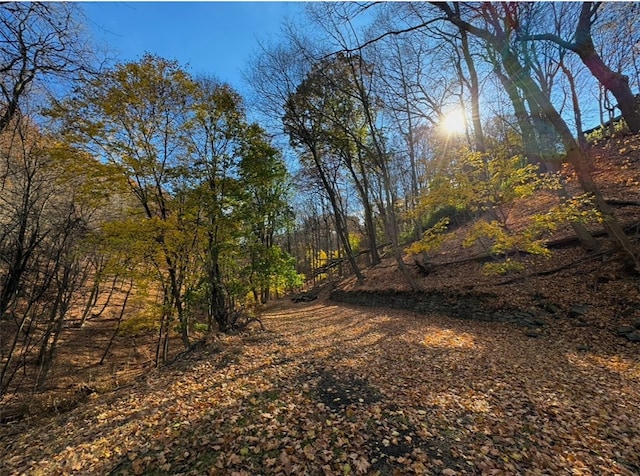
[2,297,640,475]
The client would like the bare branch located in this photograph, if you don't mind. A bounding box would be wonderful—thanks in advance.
[327,18,441,57]
[518,33,578,52]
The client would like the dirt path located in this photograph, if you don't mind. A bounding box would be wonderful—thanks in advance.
[2,296,639,475]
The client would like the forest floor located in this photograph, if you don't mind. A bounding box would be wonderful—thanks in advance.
[1,290,639,475]
[2,134,640,474]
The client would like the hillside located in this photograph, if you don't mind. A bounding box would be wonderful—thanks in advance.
[1,134,640,475]
[336,133,640,337]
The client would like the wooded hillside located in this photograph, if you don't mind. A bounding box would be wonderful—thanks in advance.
[1,5,640,469]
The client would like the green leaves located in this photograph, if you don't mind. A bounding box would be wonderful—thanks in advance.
[50,55,297,339]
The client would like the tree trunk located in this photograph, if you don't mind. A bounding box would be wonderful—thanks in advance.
[100,278,133,365]
[393,40,424,240]
[501,49,637,267]
[208,243,229,332]
[460,28,486,153]
[558,58,588,147]
[0,312,29,396]
[343,150,380,266]
[518,2,640,133]
[347,58,422,291]
[311,149,365,283]
[168,265,189,349]
[80,278,100,327]
[573,2,640,133]
[155,310,168,367]
[579,51,640,133]
[36,263,75,389]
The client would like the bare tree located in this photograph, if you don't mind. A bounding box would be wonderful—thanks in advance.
[433,2,638,270]
[283,61,365,284]
[305,3,423,290]
[0,117,108,396]
[0,2,94,133]
[520,2,640,133]
[249,31,370,283]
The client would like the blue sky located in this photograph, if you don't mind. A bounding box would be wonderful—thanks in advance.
[82,2,301,96]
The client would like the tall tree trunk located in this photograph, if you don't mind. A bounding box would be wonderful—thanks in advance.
[36,263,75,389]
[492,63,542,167]
[208,242,229,332]
[381,170,423,291]
[494,59,599,250]
[311,149,365,283]
[168,265,189,349]
[573,3,640,133]
[393,40,423,240]
[558,58,587,147]
[343,150,380,266]
[0,311,29,396]
[347,58,421,291]
[501,49,638,267]
[80,278,101,327]
[155,310,168,367]
[460,27,486,153]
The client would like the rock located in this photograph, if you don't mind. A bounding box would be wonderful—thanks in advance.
[524,329,542,338]
[621,307,636,318]
[569,304,590,318]
[616,325,635,336]
[626,331,640,342]
[543,303,560,314]
[292,292,318,303]
[634,318,640,330]
[532,317,547,327]
[572,319,590,328]
[576,344,591,352]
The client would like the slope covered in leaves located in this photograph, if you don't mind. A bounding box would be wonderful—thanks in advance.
[2,293,639,475]
[341,133,640,316]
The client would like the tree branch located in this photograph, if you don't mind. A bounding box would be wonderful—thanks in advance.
[326,19,439,57]
[518,32,578,52]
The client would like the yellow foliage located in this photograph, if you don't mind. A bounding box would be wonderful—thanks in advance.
[411,149,602,275]
[119,305,162,335]
[407,218,452,255]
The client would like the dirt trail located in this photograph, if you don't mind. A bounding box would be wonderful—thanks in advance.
[2,296,639,475]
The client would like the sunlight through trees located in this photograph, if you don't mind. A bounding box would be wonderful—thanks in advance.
[2,0,640,408]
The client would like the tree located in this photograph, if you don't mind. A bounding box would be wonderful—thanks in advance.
[238,124,298,302]
[52,54,297,344]
[520,2,640,133]
[410,149,601,275]
[368,24,443,241]
[299,4,424,289]
[0,117,116,395]
[50,54,199,357]
[432,2,638,270]
[186,79,247,332]
[283,58,365,284]
[0,2,94,133]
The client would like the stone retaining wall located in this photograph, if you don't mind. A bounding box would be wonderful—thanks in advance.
[329,289,546,327]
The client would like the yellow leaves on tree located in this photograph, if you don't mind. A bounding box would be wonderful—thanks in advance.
[408,150,602,274]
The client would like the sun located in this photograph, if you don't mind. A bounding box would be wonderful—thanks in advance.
[441,110,467,134]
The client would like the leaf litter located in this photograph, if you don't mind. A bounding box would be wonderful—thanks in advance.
[1,295,640,475]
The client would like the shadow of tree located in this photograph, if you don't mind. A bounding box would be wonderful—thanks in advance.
[1,296,639,474]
